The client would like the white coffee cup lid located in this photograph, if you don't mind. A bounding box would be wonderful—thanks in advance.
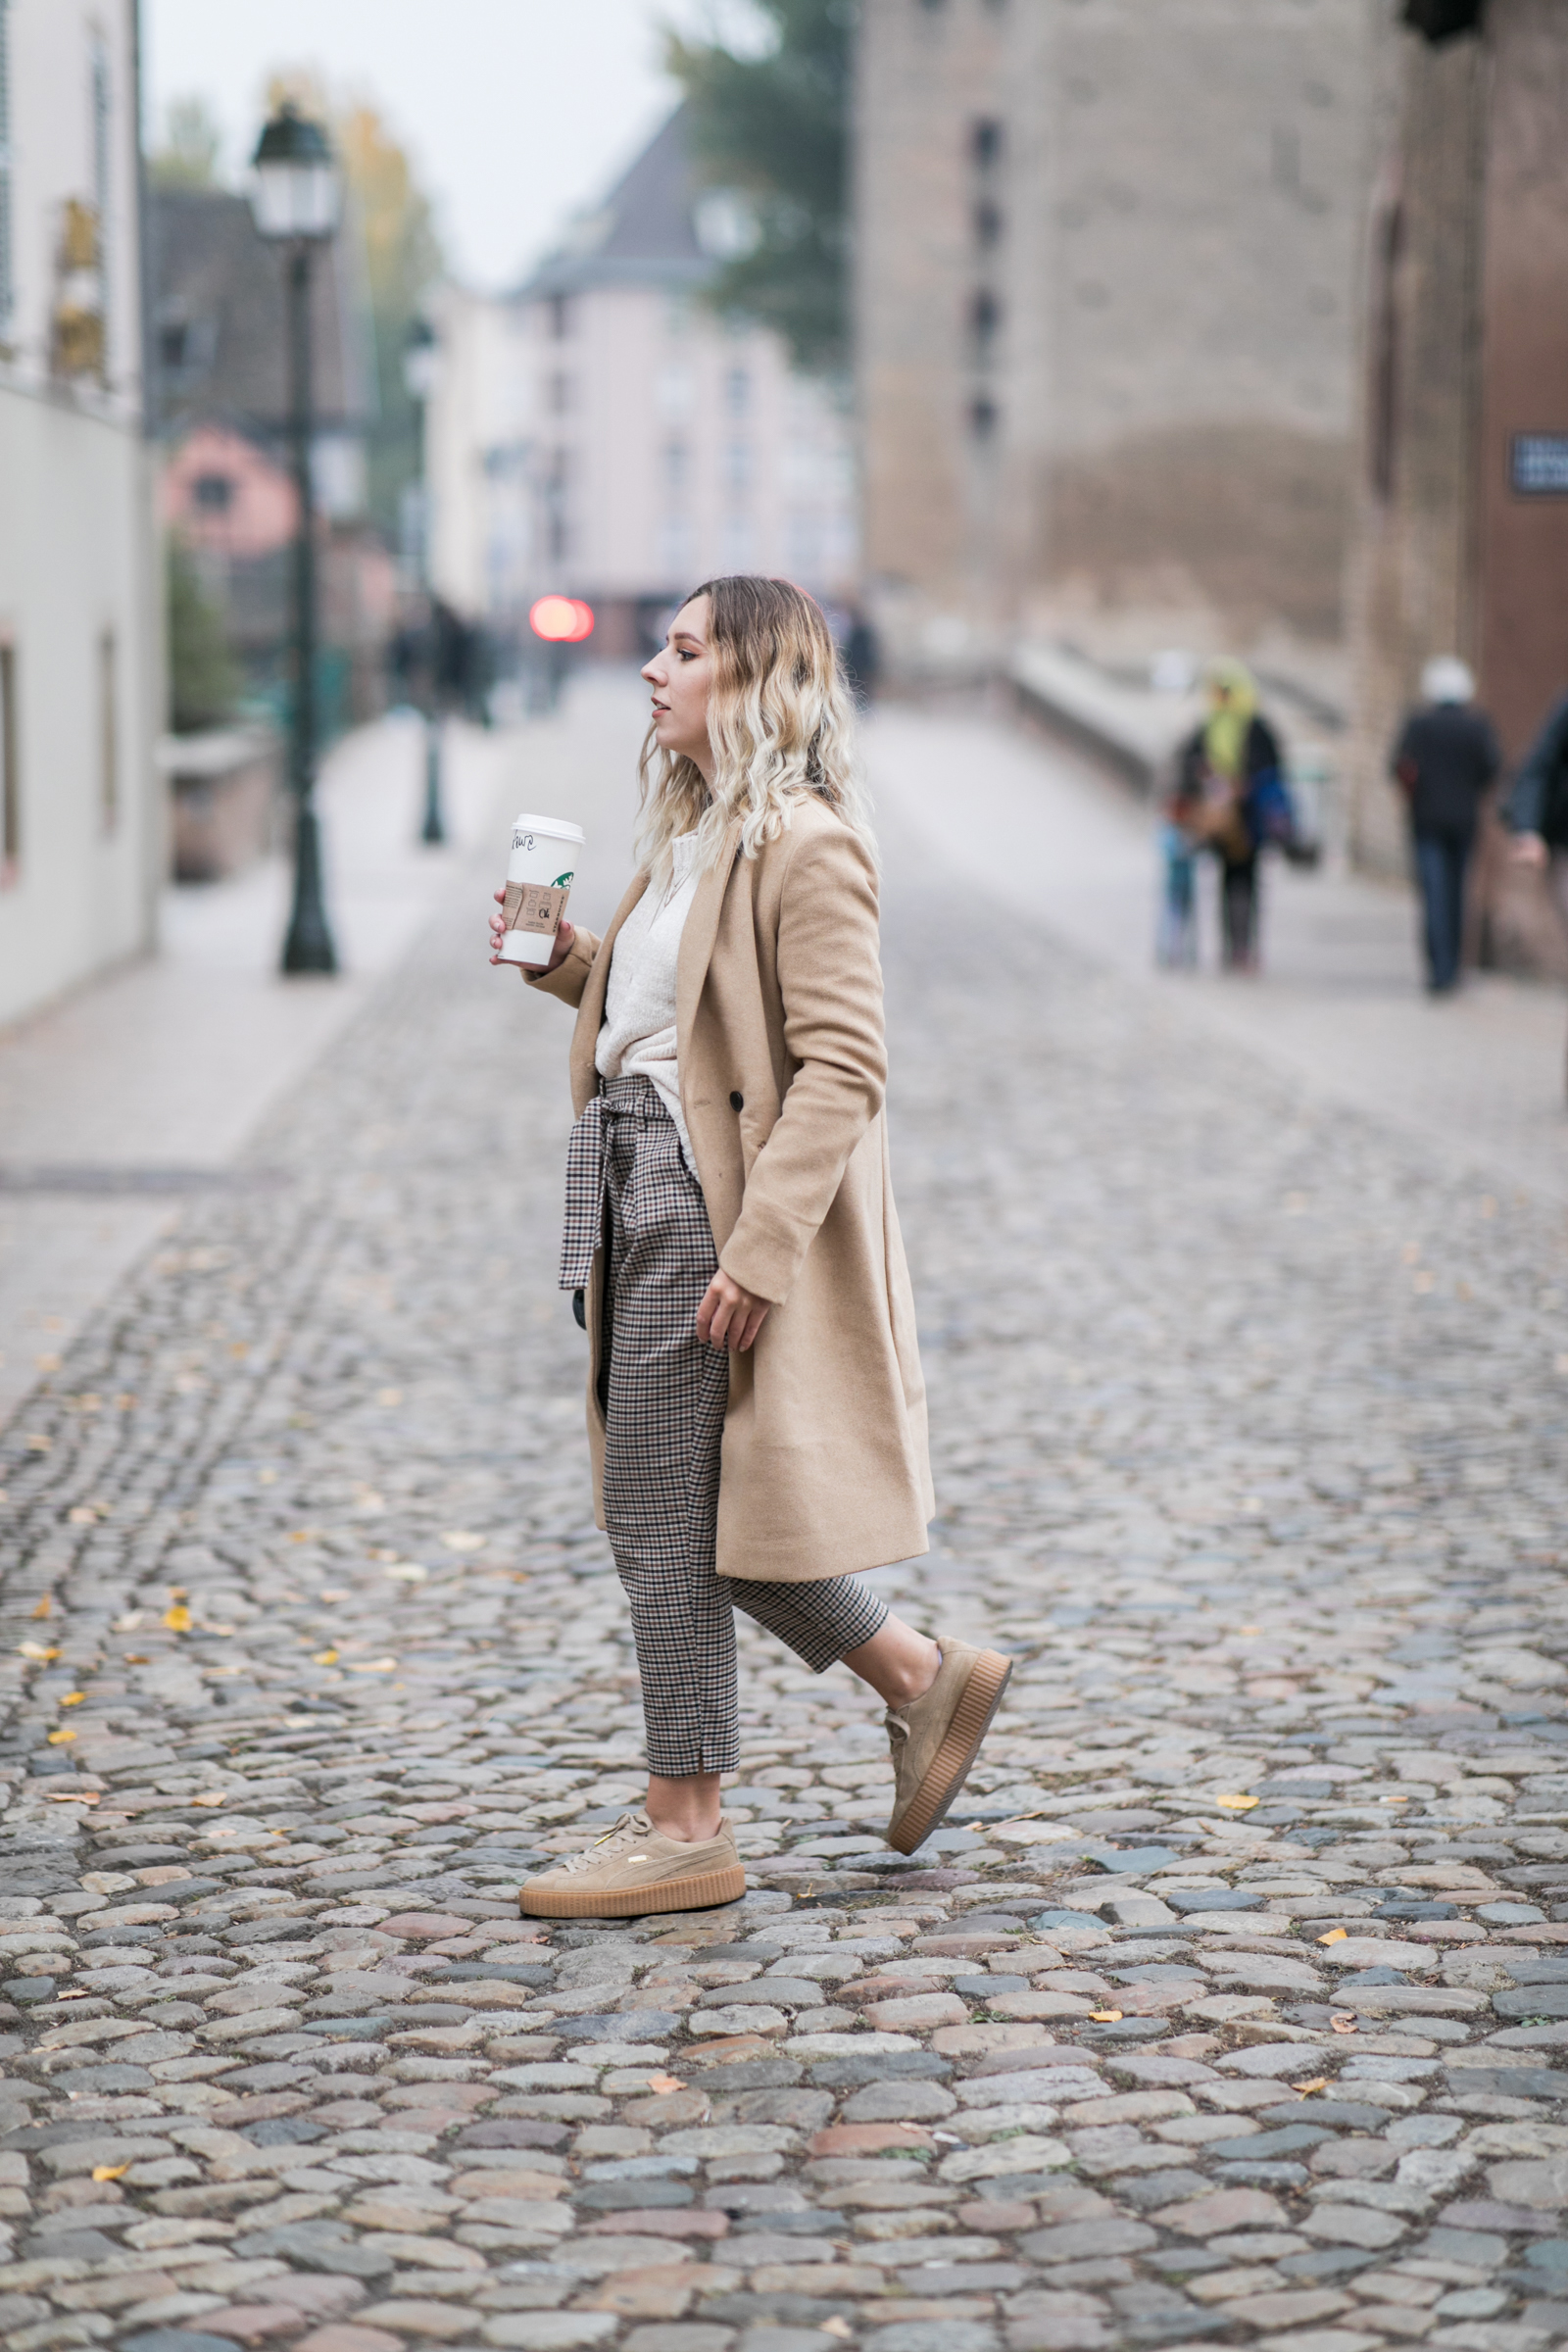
[514,812,585,844]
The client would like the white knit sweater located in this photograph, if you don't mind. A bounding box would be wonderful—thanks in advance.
[595,832,700,1156]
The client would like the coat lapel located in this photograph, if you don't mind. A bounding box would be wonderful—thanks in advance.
[676,827,741,1068]
[569,872,649,1113]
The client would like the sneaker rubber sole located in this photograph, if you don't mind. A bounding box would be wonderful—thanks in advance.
[518,1862,747,1920]
[887,1649,1012,1856]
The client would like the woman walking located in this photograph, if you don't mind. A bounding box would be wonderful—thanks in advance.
[1170,660,1293,972]
[490,577,1010,1918]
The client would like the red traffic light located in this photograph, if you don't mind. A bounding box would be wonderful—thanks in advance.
[530,595,595,643]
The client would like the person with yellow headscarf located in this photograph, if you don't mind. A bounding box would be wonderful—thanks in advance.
[1167,660,1296,970]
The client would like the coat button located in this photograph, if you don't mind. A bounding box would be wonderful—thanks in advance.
[729,1090,744,1111]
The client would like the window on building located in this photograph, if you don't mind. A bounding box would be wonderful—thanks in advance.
[192,471,234,514]
[725,440,754,495]
[549,293,572,341]
[971,288,1002,366]
[549,369,572,415]
[1370,200,1403,503]
[98,629,117,834]
[969,396,999,442]
[657,364,694,420]
[659,515,693,582]
[0,0,13,348]
[974,198,1004,251]
[725,366,751,416]
[91,26,111,365]
[972,118,1004,172]
[546,448,570,563]
[0,640,17,884]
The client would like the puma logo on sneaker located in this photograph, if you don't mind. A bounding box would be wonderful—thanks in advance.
[518,1809,746,1919]
[885,1635,1012,1855]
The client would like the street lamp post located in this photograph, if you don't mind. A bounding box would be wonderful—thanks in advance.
[251,102,340,975]
[403,316,445,846]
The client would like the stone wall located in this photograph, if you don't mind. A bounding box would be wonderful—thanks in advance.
[856,0,1379,673]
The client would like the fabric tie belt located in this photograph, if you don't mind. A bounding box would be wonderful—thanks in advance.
[559,1074,664,1291]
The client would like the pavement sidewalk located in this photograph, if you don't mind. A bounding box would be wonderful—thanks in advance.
[868,699,1568,1208]
[0,714,514,1430]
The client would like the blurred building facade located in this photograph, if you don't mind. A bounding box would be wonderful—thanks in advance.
[152,185,396,737]
[425,109,857,661]
[1346,0,1568,974]
[0,0,163,1028]
[856,0,1379,681]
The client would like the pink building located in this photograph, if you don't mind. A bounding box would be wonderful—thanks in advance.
[162,422,297,559]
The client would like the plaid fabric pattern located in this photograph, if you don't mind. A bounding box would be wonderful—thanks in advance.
[599,1074,888,1777]
[559,1095,605,1292]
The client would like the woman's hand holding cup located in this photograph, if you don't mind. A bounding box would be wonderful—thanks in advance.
[490,889,574,973]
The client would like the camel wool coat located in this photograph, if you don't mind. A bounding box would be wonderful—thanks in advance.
[528,797,935,1584]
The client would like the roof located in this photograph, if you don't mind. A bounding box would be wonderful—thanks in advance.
[514,106,717,301]
[150,186,372,438]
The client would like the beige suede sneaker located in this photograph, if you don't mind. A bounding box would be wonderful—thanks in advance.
[885,1635,1012,1855]
[518,1810,746,1919]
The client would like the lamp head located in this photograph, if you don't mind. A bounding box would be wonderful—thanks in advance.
[251,103,340,242]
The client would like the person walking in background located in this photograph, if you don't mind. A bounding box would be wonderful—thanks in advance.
[490,575,1011,1917]
[1170,660,1293,972]
[1505,681,1568,932]
[1391,658,1499,996]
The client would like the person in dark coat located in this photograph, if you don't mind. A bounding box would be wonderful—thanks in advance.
[1504,683,1568,928]
[1390,658,1499,994]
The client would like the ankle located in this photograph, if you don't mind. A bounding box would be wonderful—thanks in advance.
[648,1807,722,1843]
[886,1638,942,1710]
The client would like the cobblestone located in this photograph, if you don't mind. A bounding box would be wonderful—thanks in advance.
[1,701,1567,2351]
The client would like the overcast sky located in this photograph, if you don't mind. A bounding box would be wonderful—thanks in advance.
[143,0,766,292]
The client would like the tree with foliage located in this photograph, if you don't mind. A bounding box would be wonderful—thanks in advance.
[150,94,225,190]
[666,0,855,376]
[336,105,444,548]
[167,539,242,734]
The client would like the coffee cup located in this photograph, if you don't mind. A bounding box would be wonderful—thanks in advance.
[499,813,585,966]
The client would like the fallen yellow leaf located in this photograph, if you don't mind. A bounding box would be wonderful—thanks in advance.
[1330,2013,1358,2034]
[1238,1625,1262,1637]
[19,1642,60,1661]
[68,1505,97,1525]
[59,1692,84,1707]
[349,1657,398,1673]
[123,1653,149,1664]
[1089,2008,1123,2023]
[1318,1928,1348,1945]
[190,1791,225,1807]
[47,1729,76,1744]
[47,1788,98,1803]
[30,1595,51,1619]
[1216,1792,1259,1811]
[646,2073,685,2094]
[92,2164,129,2181]
[313,1648,339,1665]
[442,1531,485,1552]
[1293,2078,1331,2096]
[1380,1793,1411,1805]
[384,1562,427,1583]
[163,1605,192,1633]
[821,2323,853,2343]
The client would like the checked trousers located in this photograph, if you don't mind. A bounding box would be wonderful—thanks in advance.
[598,1075,888,1775]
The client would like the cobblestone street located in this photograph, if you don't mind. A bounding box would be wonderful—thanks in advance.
[3,684,1568,2352]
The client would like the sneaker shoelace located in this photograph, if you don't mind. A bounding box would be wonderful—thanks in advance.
[558,1809,653,1875]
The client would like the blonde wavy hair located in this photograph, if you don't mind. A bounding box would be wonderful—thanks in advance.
[635,575,875,889]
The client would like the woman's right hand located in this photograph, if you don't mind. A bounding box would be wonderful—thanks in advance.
[489,890,575,972]
[1512,832,1550,871]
